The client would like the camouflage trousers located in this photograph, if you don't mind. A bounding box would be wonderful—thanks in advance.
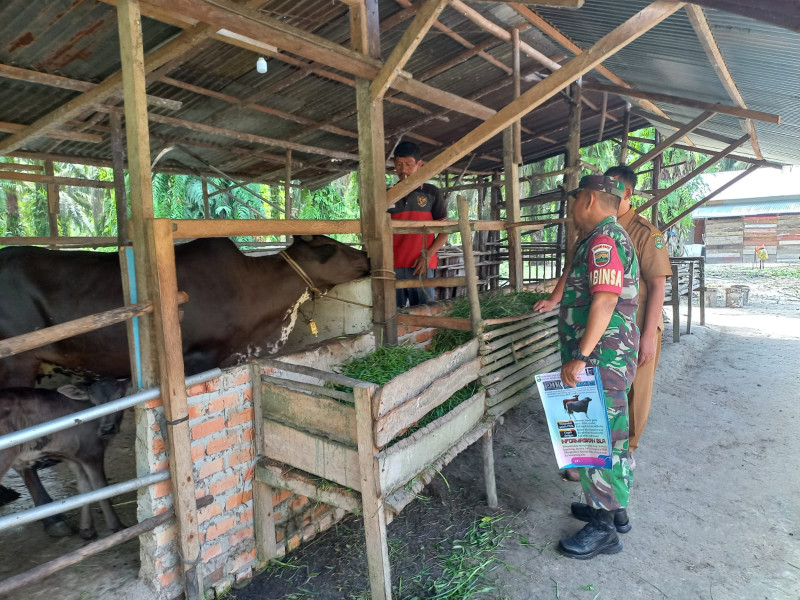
[579,387,632,510]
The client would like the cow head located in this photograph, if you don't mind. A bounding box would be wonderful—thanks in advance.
[285,235,370,291]
[57,379,130,439]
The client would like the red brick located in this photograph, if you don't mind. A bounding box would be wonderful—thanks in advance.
[231,372,251,386]
[204,517,235,541]
[155,523,176,546]
[233,548,256,571]
[195,487,208,499]
[191,444,205,461]
[191,416,225,441]
[241,508,253,522]
[154,505,169,515]
[291,496,309,512]
[158,567,179,588]
[210,474,238,496]
[287,533,301,551]
[209,393,239,414]
[187,383,206,397]
[227,408,254,428]
[206,378,221,392]
[198,458,224,479]
[152,480,172,499]
[228,447,254,468]
[145,398,162,409]
[206,433,238,455]
[225,489,253,510]
[188,404,205,420]
[273,489,292,505]
[415,329,434,344]
[243,388,253,402]
[276,528,285,543]
[202,544,222,561]
[243,465,255,481]
[152,437,166,455]
[241,427,255,443]
[153,460,169,472]
[229,526,254,546]
[198,503,222,524]
[312,504,330,520]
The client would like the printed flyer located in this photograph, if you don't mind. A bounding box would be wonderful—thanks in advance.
[535,367,613,470]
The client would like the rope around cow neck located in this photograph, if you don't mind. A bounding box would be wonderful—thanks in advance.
[278,250,374,309]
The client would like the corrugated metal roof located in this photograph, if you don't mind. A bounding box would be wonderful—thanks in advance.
[0,0,798,185]
[693,199,800,218]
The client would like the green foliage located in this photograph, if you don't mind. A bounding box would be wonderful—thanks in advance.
[430,291,550,353]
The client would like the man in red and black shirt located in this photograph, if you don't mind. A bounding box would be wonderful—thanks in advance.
[389,141,448,306]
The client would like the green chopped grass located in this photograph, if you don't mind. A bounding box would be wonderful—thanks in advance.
[430,291,550,353]
[333,292,550,443]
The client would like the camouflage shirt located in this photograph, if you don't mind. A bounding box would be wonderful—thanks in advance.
[559,215,640,391]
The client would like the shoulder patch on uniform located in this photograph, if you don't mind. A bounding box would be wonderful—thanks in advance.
[416,194,428,207]
[652,232,664,249]
[591,243,612,267]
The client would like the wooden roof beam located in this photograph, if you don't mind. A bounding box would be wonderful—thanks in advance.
[630,111,714,168]
[371,0,449,100]
[0,18,221,156]
[511,3,691,140]
[387,0,687,206]
[630,107,739,146]
[583,82,781,124]
[0,63,182,112]
[659,164,760,231]
[471,0,584,5]
[684,4,763,159]
[0,121,102,144]
[143,0,495,121]
[391,0,512,75]
[634,133,750,214]
[0,170,115,189]
[662,142,783,168]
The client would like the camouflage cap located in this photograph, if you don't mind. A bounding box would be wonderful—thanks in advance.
[568,175,626,199]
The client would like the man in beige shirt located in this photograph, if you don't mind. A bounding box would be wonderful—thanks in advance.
[536,165,672,489]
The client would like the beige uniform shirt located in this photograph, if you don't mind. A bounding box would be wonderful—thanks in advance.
[617,209,672,331]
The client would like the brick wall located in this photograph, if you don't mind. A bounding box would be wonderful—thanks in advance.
[136,366,259,600]
[136,285,555,599]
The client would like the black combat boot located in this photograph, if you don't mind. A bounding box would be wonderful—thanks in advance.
[570,502,631,533]
[559,508,623,559]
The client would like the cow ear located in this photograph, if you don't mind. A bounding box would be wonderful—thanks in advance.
[57,384,90,401]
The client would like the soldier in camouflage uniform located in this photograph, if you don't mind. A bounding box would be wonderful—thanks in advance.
[556,175,640,559]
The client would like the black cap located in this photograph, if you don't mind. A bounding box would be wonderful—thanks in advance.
[568,175,626,199]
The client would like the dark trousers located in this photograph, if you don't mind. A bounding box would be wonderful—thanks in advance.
[395,268,434,307]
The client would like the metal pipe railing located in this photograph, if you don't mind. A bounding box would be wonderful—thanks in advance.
[0,471,170,533]
[0,368,222,452]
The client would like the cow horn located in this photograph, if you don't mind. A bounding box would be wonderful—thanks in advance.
[301,235,313,242]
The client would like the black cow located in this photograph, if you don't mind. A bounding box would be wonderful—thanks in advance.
[0,379,128,538]
[565,396,593,418]
[0,235,370,387]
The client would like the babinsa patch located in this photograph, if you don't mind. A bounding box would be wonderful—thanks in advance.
[591,243,612,267]
[416,194,428,207]
[652,232,664,249]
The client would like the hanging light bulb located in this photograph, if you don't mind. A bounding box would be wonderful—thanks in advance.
[256,56,268,74]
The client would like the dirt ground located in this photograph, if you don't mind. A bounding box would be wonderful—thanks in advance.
[2,263,798,600]
[236,264,800,600]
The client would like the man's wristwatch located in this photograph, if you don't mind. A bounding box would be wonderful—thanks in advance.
[571,349,592,363]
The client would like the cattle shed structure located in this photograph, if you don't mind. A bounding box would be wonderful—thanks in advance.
[1,1,800,600]
[693,167,800,263]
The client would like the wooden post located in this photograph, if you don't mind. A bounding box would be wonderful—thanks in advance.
[686,260,694,335]
[504,129,522,290]
[651,130,662,227]
[456,194,482,334]
[699,259,706,326]
[44,161,59,238]
[563,79,582,275]
[117,2,201,598]
[490,172,501,290]
[512,27,522,165]
[109,111,128,245]
[355,0,397,346]
[597,92,608,143]
[284,149,293,219]
[482,427,498,508]
[354,384,392,600]
[671,263,680,344]
[201,178,210,219]
[620,103,631,164]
